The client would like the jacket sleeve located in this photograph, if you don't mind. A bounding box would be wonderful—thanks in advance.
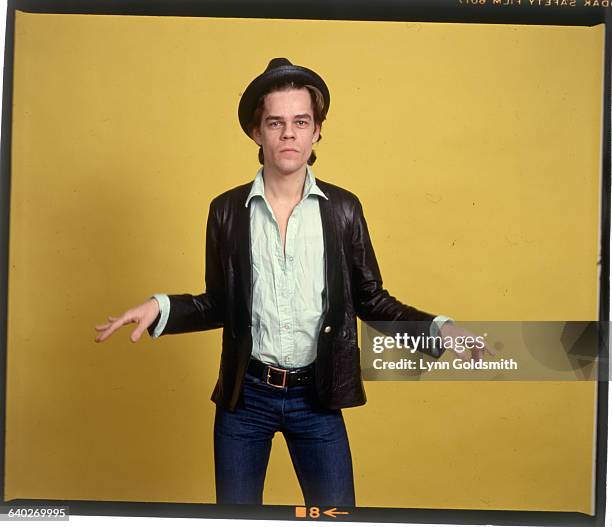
[147,200,225,336]
[350,197,444,358]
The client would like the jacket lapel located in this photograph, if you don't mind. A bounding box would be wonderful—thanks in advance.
[235,186,253,332]
[317,179,342,318]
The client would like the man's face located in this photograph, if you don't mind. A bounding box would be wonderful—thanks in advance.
[251,88,321,177]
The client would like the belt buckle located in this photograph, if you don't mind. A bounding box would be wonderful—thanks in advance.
[266,365,288,388]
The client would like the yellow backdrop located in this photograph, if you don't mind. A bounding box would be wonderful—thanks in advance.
[6,12,604,514]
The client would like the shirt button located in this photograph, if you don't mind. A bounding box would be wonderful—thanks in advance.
[324,326,332,333]
[288,256,293,262]
[283,324,290,330]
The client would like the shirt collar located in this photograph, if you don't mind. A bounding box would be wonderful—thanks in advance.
[245,165,328,207]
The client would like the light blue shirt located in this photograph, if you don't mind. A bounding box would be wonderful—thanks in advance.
[244,166,327,368]
[150,167,451,367]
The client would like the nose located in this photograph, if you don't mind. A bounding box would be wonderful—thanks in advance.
[282,123,295,139]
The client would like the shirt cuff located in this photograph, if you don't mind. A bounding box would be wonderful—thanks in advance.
[150,293,170,339]
[430,315,453,338]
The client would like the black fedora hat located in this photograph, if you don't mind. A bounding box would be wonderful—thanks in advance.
[238,57,330,138]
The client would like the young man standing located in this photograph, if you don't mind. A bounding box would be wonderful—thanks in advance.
[95,58,488,506]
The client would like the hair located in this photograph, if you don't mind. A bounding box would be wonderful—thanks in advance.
[248,81,326,165]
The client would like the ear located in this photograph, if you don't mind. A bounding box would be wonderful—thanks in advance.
[251,126,262,146]
[312,123,321,144]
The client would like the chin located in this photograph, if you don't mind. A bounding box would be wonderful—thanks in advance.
[275,159,308,175]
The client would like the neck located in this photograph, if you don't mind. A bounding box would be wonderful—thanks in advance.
[262,165,308,203]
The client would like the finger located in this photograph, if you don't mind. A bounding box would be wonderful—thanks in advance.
[95,326,118,342]
[468,347,481,361]
[94,316,120,334]
[476,345,491,358]
[95,332,109,343]
[130,322,146,343]
[132,311,158,343]
[455,349,469,362]
[95,315,133,342]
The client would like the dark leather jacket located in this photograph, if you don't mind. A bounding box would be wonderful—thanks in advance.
[148,178,443,411]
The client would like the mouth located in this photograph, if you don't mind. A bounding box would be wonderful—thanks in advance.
[280,148,299,154]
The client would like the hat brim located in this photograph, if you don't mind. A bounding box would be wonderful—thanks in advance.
[238,65,330,138]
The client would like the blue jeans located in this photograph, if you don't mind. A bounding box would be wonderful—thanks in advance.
[213,371,356,506]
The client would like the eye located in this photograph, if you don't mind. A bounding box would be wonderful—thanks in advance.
[269,121,281,128]
[296,120,308,127]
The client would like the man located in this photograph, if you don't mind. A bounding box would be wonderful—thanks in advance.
[95,58,490,507]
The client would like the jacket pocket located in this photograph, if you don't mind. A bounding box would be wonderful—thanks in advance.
[332,337,361,390]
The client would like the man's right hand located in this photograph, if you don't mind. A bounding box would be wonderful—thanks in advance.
[94,298,160,343]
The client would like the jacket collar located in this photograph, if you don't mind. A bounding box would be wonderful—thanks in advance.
[244,165,328,207]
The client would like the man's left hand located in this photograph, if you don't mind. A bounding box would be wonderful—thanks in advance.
[439,322,495,361]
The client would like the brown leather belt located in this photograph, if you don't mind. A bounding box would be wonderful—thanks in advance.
[247,358,314,388]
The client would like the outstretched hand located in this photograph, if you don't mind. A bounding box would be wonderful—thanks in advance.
[439,322,495,361]
[94,298,160,343]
